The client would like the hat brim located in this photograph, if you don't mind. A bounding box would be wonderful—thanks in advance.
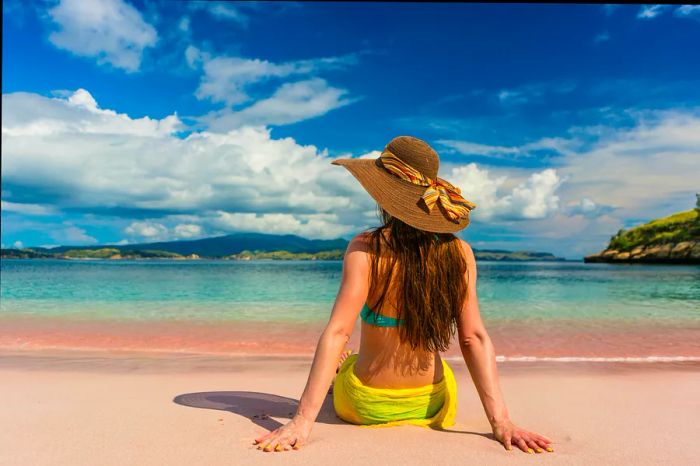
[331,157,471,234]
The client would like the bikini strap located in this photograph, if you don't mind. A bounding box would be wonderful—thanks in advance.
[360,303,404,327]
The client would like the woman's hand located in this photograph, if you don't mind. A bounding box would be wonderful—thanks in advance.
[491,418,554,454]
[253,414,313,452]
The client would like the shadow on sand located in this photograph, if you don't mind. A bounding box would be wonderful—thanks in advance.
[431,427,497,441]
[173,391,344,431]
[173,390,494,442]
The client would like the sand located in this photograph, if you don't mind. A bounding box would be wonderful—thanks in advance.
[0,351,698,466]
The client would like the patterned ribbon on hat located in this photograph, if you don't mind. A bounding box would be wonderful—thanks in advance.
[379,150,477,222]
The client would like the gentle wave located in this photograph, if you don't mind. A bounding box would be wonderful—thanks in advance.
[444,355,700,363]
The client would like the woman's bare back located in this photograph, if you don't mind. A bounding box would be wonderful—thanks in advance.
[352,232,446,389]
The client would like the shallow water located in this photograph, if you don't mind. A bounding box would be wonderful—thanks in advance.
[1,259,699,359]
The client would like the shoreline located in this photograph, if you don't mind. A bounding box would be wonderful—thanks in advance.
[2,312,699,362]
[2,348,699,375]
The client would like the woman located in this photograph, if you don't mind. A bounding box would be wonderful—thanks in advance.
[254,136,554,454]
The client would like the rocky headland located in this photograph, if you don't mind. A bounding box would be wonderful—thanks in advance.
[584,197,700,264]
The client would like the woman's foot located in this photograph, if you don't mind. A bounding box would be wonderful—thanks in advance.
[337,349,353,373]
[329,349,353,394]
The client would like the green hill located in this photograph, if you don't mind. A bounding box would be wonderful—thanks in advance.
[584,196,700,264]
[226,249,346,261]
[28,232,348,257]
[2,232,565,262]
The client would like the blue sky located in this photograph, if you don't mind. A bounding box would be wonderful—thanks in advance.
[2,1,699,259]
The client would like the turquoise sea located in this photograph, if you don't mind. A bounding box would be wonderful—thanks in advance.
[1,259,699,360]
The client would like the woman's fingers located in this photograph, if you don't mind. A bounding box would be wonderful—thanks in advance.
[253,418,311,453]
[257,432,280,451]
[275,435,296,452]
[258,434,302,453]
[525,437,542,453]
[532,433,554,451]
[254,427,278,446]
[268,437,287,452]
[514,436,530,453]
[534,438,550,450]
[497,425,554,454]
[502,434,512,451]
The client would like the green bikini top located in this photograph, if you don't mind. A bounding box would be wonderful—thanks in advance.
[360,303,405,327]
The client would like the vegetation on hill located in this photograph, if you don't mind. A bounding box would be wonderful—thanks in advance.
[585,195,700,264]
[227,249,346,260]
[0,248,56,259]
[608,209,699,252]
[62,248,122,259]
[2,246,564,262]
[474,250,563,261]
[1,248,191,259]
[2,233,565,262]
[28,232,349,257]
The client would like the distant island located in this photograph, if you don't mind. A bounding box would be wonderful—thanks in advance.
[1,231,566,262]
[584,195,700,264]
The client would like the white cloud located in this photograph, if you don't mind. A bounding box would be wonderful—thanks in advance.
[439,107,700,254]
[675,5,700,18]
[447,164,563,221]
[439,140,520,158]
[173,223,202,238]
[2,89,182,137]
[555,109,700,215]
[637,5,669,19]
[4,89,697,252]
[359,150,381,160]
[494,81,577,107]
[178,16,190,32]
[13,240,24,249]
[438,136,575,160]
[50,224,98,244]
[125,220,168,239]
[565,198,614,218]
[212,212,355,239]
[201,78,354,131]
[188,1,249,26]
[1,200,57,215]
[46,0,158,72]
[439,108,700,215]
[183,45,360,131]
[191,48,357,106]
[185,45,203,69]
[497,89,528,105]
[1,89,367,241]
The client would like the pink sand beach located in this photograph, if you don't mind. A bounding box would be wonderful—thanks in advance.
[1,345,699,466]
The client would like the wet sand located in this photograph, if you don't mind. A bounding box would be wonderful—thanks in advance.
[2,314,699,360]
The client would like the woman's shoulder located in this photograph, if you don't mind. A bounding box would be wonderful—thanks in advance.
[345,232,372,255]
[455,238,476,264]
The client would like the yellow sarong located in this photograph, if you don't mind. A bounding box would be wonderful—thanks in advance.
[332,354,457,428]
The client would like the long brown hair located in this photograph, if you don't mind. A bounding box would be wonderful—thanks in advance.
[365,207,468,353]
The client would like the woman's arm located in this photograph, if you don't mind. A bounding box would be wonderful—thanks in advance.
[456,240,554,454]
[253,236,369,452]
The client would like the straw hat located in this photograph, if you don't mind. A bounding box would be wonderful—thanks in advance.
[331,136,477,233]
